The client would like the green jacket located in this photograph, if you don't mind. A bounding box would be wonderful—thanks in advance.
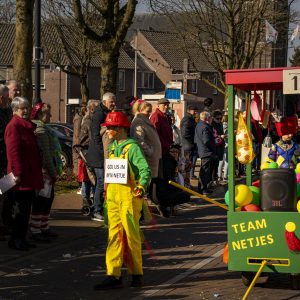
[109,138,151,188]
[32,120,62,177]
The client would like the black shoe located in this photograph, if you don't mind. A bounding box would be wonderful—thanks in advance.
[8,239,28,251]
[94,276,123,290]
[21,240,37,248]
[30,233,51,243]
[156,205,170,218]
[42,229,58,238]
[131,275,143,287]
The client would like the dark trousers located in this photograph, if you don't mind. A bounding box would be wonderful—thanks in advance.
[198,156,215,192]
[31,187,54,215]
[2,189,14,230]
[11,190,36,240]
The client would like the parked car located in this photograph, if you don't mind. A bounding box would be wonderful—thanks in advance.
[46,125,73,168]
[47,123,73,138]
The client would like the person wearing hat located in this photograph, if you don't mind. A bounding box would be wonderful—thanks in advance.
[94,111,151,290]
[267,118,300,169]
[150,98,173,155]
[180,105,198,180]
[29,102,63,242]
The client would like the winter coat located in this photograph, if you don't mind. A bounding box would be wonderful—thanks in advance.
[5,115,43,190]
[212,120,225,161]
[150,108,173,155]
[86,103,110,168]
[180,113,196,151]
[194,120,216,158]
[33,120,62,178]
[130,113,162,178]
[0,107,12,176]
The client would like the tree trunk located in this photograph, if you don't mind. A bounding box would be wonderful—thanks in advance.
[100,41,120,99]
[14,0,34,105]
[79,75,89,104]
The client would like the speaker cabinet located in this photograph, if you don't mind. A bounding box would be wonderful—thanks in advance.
[260,168,297,212]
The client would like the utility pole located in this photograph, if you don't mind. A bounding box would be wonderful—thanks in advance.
[134,30,138,98]
[34,0,41,104]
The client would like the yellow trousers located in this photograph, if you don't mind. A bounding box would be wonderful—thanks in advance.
[105,183,143,277]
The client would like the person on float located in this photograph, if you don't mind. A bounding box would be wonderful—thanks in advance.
[94,111,151,290]
[268,117,300,169]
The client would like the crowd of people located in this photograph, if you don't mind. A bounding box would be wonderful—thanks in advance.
[0,81,232,288]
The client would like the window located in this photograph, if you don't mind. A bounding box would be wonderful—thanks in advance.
[191,79,197,94]
[118,70,125,91]
[138,71,154,89]
[32,67,45,88]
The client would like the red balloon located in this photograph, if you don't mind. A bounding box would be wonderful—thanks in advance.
[252,180,260,188]
[241,204,262,212]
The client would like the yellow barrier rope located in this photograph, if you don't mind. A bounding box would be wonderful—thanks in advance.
[168,180,228,211]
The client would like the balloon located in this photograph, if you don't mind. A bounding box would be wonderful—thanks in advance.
[235,184,253,207]
[241,204,262,212]
[297,173,300,183]
[248,186,260,205]
[297,183,300,198]
[225,190,229,206]
[296,163,300,174]
[252,180,260,188]
[260,162,269,171]
[297,200,300,212]
[224,190,239,208]
[268,162,279,169]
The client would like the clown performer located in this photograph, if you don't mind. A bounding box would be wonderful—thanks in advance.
[267,116,300,169]
[94,111,151,290]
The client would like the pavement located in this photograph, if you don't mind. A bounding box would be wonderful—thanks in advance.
[0,180,300,300]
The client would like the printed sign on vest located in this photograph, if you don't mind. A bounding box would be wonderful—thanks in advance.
[104,159,128,184]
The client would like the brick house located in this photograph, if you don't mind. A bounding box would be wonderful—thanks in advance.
[0,24,159,123]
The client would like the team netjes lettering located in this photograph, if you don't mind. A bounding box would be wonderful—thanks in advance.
[231,218,274,250]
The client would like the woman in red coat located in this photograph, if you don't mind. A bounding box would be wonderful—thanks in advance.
[4,97,43,251]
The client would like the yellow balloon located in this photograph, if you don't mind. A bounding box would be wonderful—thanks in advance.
[260,162,269,171]
[235,184,253,207]
[296,163,300,174]
[297,200,300,212]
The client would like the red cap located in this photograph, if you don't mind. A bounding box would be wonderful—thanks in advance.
[101,111,130,128]
[275,115,298,137]
[30,103,44,120]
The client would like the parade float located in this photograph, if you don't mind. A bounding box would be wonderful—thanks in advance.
[224,67,300,298]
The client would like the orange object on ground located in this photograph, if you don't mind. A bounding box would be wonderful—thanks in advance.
[223,242,228,264]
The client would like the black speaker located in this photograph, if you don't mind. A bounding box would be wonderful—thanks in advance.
[260,168,297,212]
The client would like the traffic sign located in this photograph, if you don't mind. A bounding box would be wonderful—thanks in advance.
[283,69,300,94]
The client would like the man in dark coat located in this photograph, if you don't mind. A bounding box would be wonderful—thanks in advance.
[180,105,198,179]
[86,93,116,221]
[0,84,11,239]
[194,111,217,195]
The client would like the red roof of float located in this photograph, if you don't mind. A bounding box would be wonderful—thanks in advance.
[224,67,300,91]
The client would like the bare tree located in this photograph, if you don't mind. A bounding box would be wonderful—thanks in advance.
[148,0,287,95]
[14,0,34,104]
[0,0,16,23]
[72,0,137,98]
[43,1,101,104]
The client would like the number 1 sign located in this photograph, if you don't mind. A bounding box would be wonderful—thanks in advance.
[283,69,300,94]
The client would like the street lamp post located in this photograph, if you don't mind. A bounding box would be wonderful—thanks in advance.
[285,0,296,66]
[34,0,41,104]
